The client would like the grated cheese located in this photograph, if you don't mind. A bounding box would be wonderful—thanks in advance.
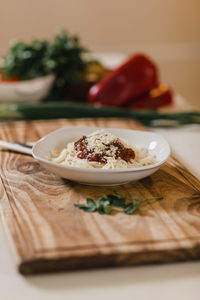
[51,130,157,169]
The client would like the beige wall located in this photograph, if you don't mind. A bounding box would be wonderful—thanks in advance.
[1,0,200,107]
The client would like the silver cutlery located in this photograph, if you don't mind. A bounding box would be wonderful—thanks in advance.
[0,140,34,155]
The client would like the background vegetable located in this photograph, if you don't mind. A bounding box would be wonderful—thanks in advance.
[0,72,20,82]
[1,30,173,109]
[0,101,199,127]
[2,30,107,100]
[88,54,158,107]
[129,83,173,109]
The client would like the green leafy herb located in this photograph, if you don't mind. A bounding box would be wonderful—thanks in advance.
[97,196,112,215]
[2,30,86,100]
[124,202,138,215]
[97,196,110,207]
[98,204,112,215]
[107,193,126,207]
[74,192,163,215]
[74,197,96,212]
[124,196,163,214]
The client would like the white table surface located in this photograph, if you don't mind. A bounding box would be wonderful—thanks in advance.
[0,124,200,300]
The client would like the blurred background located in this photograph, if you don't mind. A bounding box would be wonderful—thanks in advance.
[1,0,200,107]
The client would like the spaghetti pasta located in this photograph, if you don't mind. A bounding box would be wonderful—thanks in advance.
[51,130,157,169]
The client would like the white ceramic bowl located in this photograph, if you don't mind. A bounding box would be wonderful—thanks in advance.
[32,127,170,186]
[0,74,55,103]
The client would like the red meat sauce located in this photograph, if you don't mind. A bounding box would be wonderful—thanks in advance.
[74,136,135,164]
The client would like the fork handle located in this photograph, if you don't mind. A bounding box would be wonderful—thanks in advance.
[0,140,32,155]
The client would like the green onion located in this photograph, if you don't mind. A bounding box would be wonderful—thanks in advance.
[0,101,199,127]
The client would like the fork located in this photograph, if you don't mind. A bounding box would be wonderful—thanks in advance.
[0,140,35,155]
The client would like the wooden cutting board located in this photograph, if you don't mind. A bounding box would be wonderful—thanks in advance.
[0,118,200,275]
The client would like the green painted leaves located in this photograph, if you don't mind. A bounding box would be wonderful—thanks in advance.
[74,192,163,215]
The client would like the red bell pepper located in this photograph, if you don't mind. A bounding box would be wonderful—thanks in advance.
[129,84,173,109]
[88,54,158,107]
[0,72,20,83]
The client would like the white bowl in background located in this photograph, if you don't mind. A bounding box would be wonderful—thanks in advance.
[32,127,170,186]
[0,74,55,103]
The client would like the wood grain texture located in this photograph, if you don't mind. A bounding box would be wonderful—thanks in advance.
[0,118,200,275]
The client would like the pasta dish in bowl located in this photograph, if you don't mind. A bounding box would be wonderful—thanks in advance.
[32,127,170,185]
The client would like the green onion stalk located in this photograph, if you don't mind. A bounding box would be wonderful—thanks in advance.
[0,101,200,128]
